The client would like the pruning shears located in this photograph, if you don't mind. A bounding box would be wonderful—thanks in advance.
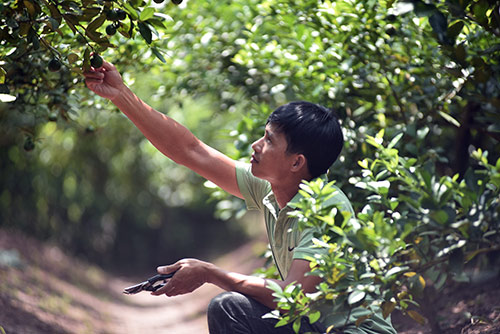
[123,271,176,294]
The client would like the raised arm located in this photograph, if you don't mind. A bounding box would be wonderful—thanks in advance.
[84,61,242,199]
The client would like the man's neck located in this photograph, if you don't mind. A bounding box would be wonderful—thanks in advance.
[270,181,301,209]
[267,169,312,209]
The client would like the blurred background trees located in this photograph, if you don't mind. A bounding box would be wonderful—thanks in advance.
[1,0,499,314]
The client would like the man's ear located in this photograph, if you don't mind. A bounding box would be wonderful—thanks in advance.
[291,154,307,172]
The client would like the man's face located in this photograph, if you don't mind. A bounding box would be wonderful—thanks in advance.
[250,123,297,183]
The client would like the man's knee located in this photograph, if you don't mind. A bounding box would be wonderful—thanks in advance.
[208,291,246,318]
[208,292,252,333]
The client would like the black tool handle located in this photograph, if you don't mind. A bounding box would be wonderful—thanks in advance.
[147,271,176,284]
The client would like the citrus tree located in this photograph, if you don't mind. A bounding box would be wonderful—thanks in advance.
[0,0,184,150]
[1,0,499,330]
[266,134,499,333]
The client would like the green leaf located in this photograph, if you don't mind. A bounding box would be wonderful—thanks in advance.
[358,159,369,169]
[47,17,60,31]
[385,266,407,279]
[413,2,436,17]
[148,18,167,30]
[386,0,396,9]
[152,47,166,63]
[63,14,78,33]
[387,132,403,149]
[347,290,366,305]
[429,11,450,44]
[309,310,321,324]
[67,53,79,64]
[366,135,382,149]
[48,3,62,20]
[407,310,426,325]
[276,318,289,327]
[82,47,91,72]
[430,210,449,224]
[0,67,5,84]
[472,0,489,24]
[382,301,396,319]
[448,20,464,41]
[23,0,36,17]
[138,22,152,44]
[292,318,301,333]
[123,2,139,20]
[87,13,106,32]
[140,7,155,21]
[266,280,283,294]
[454,43,467,64]
[438,111,460,127]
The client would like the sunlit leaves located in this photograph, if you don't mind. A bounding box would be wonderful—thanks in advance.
[274,131,499,332]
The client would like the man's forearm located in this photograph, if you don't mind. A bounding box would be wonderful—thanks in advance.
[205,262,282,309]
[110,86,200,166]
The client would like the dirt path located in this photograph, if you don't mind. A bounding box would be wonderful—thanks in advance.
[1,228,499,334]
[108,242,263,334]
[0,228,264,334]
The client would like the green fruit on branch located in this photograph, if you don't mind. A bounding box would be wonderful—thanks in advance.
[48,113,58,122]
[106,24,117,35]
[106,8,119,21]
[90,54,103,68]
[106,8,125,21]
[24,137,35,151]
[48,58,62,72]
[116,9,126,20]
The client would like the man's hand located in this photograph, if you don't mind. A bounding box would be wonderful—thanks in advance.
[152,258,210,297]
[84,60,126,101]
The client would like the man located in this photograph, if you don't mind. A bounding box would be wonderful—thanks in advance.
[84,61,396,333]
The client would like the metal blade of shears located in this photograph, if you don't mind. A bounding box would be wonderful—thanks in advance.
[123,272,176,295]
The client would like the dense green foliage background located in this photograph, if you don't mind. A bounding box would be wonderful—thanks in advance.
[1,0,499,331]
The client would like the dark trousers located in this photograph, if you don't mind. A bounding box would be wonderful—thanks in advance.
[207,291,327,334]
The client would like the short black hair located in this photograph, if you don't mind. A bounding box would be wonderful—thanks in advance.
[267,101,344,179]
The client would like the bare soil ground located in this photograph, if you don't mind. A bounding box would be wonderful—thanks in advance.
[1,228,499,334]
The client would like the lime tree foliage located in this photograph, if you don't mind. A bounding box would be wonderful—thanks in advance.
[0,0,253,272]
[0,0,499,329]
[206,1,498,332]
[265,135,499,333]
[0,0,183,150]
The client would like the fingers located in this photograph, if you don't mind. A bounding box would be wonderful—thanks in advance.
[152,277,203,297]
[83,59,114,78]
[84,72,104,90]
[151,259,208,297]
[152,279,175,296]
[152,263,179,296]
[84,71,104,81]
[101,60,116,71]
[157,263,180,275]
